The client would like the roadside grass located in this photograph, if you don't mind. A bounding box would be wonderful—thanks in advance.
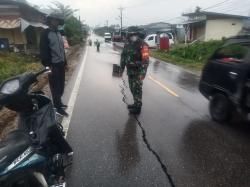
[0,52,42,84]
[150,40,223,71]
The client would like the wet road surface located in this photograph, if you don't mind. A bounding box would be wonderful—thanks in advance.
[65,36,250,187]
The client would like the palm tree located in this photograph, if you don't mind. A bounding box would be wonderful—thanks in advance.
[48,1,78,20]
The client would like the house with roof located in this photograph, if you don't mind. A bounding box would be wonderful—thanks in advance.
[139,22,172,35]
[0,0,47,53]
[182,11,250,42]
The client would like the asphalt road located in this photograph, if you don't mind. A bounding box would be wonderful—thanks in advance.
[65,36,250,187]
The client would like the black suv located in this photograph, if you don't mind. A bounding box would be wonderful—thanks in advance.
[199,35,250,123]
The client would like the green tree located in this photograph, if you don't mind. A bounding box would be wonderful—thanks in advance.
[49,1,78,19]
[48,2,87,45]
[64,16,85,45]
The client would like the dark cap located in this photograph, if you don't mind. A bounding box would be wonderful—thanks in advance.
[46,13,65,26]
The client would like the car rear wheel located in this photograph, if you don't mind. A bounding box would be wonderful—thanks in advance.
[209,93,232,123]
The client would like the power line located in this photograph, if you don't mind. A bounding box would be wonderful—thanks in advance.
[203,0,232,10]
[121,0,248,27]
[165,0,244,24]
[202,0,250,15]
[208,2,236,12]
[210,1,250,14]
[219,6,250,15]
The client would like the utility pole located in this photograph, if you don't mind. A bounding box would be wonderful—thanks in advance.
[106,20,109,32]
[118,7,124,36]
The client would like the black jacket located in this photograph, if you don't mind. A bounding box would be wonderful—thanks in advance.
[40,29,67,67]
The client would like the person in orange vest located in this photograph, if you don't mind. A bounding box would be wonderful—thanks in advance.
[120,30,149,115]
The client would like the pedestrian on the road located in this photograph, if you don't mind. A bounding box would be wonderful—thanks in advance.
[40,13,69,117]
[96,39,100,52]
[120,29,149,115]
[88,39,92,46]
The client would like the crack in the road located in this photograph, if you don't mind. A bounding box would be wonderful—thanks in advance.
[119,78,176,187]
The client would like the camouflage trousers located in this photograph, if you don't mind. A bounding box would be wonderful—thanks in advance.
[128,75,143,107]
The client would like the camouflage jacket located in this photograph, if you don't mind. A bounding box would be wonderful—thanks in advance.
[120,39,149,76]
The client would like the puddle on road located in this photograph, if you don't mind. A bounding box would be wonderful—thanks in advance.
[150,59,200,92]
[116,117,140,176]
[177,71,200,91]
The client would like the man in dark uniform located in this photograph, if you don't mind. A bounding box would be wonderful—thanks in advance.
[40,13,68,116]
[120,29,149,115]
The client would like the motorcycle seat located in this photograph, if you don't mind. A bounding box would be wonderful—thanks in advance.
[0,130,31,171]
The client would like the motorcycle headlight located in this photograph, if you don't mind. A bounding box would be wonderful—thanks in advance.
[1,79,20,95]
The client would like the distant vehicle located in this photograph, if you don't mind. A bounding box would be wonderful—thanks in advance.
[144,33,174,48]
[104,33,112,42]
[112,35,123,42]
[88,39,92,46]
[199,35,250,123]
[95,40,100,52]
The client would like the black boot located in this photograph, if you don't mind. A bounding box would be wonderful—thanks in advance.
[57,108,69,117]
[60,103,68,109]
[129,106,141,115]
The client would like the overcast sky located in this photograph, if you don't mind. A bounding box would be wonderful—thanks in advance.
[29,0,250,26]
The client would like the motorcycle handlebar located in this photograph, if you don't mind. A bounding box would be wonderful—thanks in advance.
[34,67,51,78]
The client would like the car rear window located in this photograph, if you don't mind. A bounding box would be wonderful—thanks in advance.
[148,36,154,41]
[167,33,173,39]
[214,44,250,63]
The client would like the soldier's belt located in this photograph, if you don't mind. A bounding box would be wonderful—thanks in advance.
[126,64,139,69]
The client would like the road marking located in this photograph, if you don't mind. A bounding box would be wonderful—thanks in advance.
[62,46,88,137]
[148,75,179,98]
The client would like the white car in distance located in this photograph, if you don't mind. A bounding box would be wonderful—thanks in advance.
[144,33,174,48]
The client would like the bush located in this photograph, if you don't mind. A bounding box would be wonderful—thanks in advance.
[151,40,224,70]
[169,40,223,63]
[0,52,41,84]
[64,16,85,45]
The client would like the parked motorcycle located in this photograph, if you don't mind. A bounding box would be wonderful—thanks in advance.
[0,68,72,187]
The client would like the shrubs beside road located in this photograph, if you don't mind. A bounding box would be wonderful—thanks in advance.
[151,41,223,71]
[0,52,41,84]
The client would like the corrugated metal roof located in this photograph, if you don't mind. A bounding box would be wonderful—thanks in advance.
[0,18,47,30]
[0,0,46,15]
[0,18,20,29]
[183,11,250,19]
[181,19,206,25]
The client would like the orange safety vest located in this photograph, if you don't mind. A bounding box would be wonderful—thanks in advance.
[141,43,149,62]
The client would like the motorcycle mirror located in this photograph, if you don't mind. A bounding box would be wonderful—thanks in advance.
[45,67,51,74]
[29,131,37,139]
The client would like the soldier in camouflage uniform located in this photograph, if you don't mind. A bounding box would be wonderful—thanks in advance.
[120,31,149,115]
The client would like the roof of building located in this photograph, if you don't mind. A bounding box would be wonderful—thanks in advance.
[0,0,46,15]
[183,11,250,20]
[0,0,47,30]
[140,22,171,29]
[182,19,206,25]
